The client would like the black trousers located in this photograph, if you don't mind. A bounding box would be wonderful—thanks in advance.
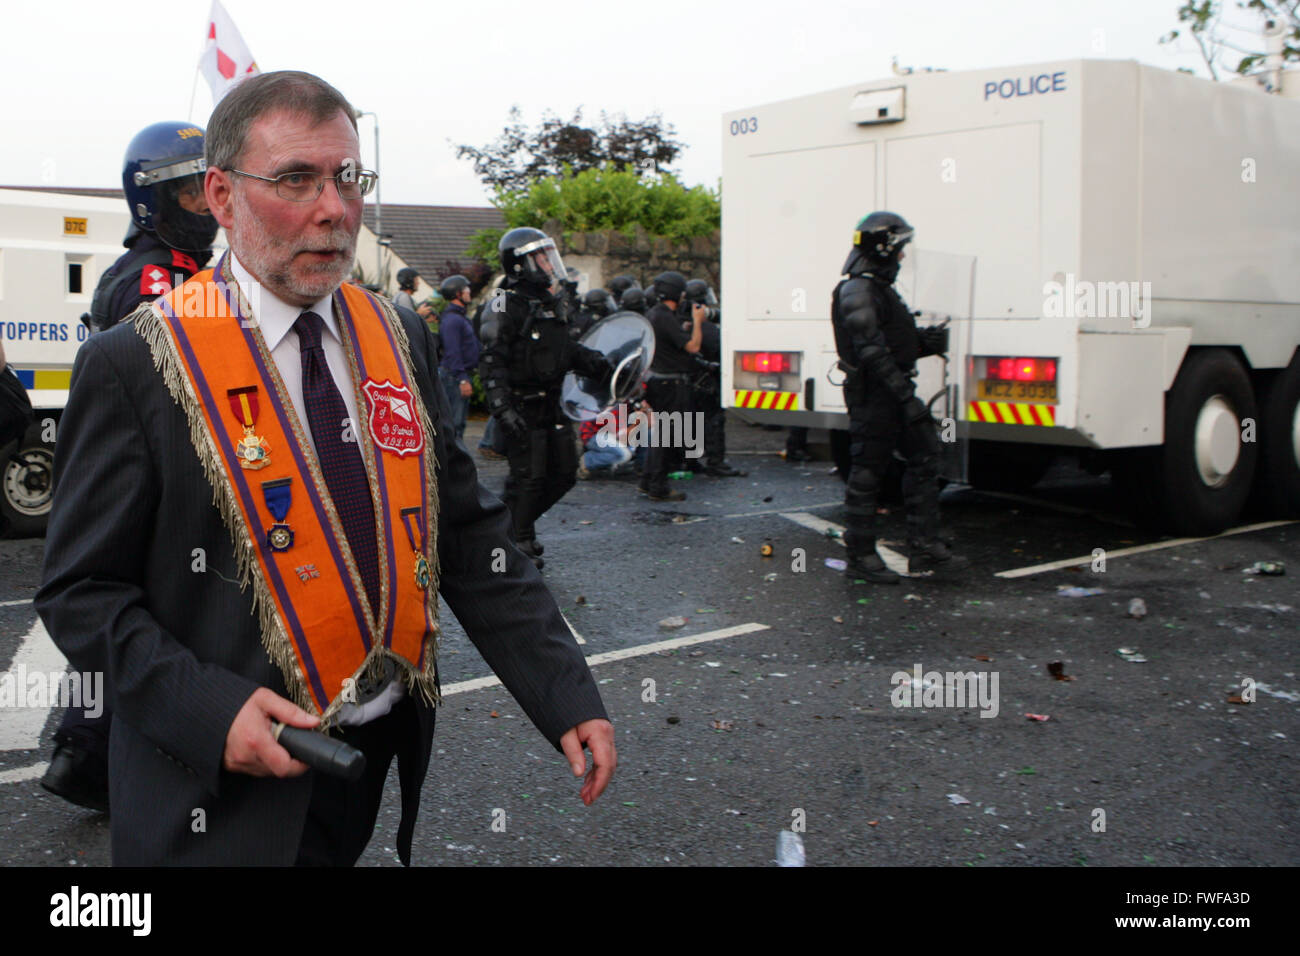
[54,701,112,761]
[294,694,426,867]
[694,381,727,468]
[843,382,941,557]
[500,396,578,542]
[642,378,692,495]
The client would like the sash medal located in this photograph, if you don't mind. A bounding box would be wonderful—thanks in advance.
[262,478,294,552]
[400,506,430,590]
[228,386,270,469]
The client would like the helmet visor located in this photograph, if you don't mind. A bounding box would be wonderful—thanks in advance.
[516,237,566,295]
[153,172,218,252]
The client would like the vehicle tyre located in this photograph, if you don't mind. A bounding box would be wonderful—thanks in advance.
[1254,354,1300,518]
[1148,349,1258,536]
[1,420,55,538]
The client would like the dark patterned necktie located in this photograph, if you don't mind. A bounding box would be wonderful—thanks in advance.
[294,310,380,619]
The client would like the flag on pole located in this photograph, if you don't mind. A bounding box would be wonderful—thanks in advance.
[199,0,260,105]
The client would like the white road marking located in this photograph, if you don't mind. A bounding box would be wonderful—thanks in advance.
[560,611,586,645]
[780,512,910,575]
[441,622,769,698]
[0,599,34,609]
[0,619,67,752]
[0,762,47,785]
[721,501,841,519]
[995,520,1297,579]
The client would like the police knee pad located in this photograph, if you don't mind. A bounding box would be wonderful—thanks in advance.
[847,466,882,496]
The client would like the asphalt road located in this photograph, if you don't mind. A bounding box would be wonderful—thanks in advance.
[1,417,1296,867]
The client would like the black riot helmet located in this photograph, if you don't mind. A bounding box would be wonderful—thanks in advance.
[684,278,718,307]
[619,287,647,314]
[499,227,566,297]
[607,274,640,301]
[843,211,914,280]
[397,267,420,291]
[122,121,219,253]
[439,274,470,300]
[584,288,617,318]
[652,270,688,304]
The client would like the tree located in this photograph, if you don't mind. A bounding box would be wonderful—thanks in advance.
[453,107,685,195]
[1160,0,1299,80]
[463,165,719,265]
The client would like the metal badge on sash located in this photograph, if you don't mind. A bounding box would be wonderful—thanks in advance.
[400,506,431,590]
[228,386,271,469]
[262,477,294,552]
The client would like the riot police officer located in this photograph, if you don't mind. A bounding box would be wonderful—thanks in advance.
[45,120,221,813]
[640,271,708,501]
[832,212,966,583]
[479,228,611,567]
[683,279,744,477]
[607,274,640,304]
[85,121,220,333]
[571,287,617,340]
[618,286,647,315]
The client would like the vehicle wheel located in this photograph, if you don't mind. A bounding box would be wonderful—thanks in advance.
[1147,349,1258,536]
[1,421,55,538]
[966,440,1054,492]
[1255,355,1300,518]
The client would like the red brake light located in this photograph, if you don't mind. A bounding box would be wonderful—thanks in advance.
[984,357,1057,383]
[741,352,792,373]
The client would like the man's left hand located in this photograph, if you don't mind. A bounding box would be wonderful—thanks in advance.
[559,718,617,806]
[459,380,473,397]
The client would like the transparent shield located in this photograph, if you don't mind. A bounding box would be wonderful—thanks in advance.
[560,311,657,421]
[896,248,977,483]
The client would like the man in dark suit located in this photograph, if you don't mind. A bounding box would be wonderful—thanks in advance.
[35,70,616,866]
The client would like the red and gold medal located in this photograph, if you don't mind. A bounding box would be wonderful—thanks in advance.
[228,386,271,469]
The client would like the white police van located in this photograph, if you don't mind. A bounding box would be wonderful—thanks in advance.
[0,188,129,535]
[721,58,1300,534]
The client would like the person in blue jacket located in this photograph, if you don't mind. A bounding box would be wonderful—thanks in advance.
[437,275,481,439]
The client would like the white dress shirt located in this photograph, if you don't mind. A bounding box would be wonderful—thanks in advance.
[228,253,405,726]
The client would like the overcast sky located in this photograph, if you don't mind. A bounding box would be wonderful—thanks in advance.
[3,0,1259,207]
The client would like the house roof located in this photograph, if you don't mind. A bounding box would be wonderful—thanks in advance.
[361,203,504,282]
[2,187,503,281]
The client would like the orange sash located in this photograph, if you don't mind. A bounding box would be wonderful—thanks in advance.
[135,254,440,719]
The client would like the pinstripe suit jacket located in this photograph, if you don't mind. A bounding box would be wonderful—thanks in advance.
[36,297,607,865]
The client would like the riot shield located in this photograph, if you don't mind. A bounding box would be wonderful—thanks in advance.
[560,311,657,421]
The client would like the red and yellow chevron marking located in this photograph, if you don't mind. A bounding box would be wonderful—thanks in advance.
[967,401,1056,426]
[734,389,800,411]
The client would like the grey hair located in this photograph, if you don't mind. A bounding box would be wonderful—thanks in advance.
[205,70,357,171]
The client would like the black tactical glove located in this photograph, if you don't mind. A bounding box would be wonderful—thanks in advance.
[497,407,527,439]
[917,325,950,357]
[901,395,931,424]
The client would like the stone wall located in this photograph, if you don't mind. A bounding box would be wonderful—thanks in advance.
[541,219,720,293]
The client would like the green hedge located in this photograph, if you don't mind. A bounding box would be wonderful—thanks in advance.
[467,164,720,263]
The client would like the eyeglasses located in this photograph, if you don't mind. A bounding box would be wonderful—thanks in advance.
[229,167,378,202]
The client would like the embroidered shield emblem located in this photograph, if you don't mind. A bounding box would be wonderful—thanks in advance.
[363,378,425,457]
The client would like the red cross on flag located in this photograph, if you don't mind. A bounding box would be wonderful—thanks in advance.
[199,0,260,105]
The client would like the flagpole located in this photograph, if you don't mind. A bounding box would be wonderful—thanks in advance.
[187,65,201,121]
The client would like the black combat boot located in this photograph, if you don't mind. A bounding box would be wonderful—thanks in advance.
[907,537,969,575]
[704,461,747,477]
[845,549,901,585]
